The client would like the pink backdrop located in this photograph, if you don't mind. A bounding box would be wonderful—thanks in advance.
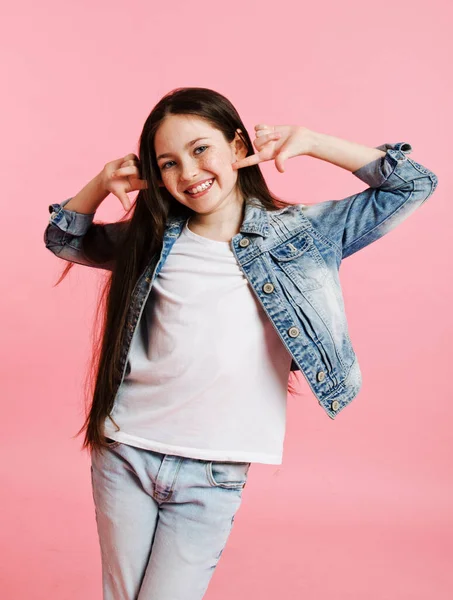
[2,0,452,598]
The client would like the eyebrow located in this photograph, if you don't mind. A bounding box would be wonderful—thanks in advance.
[156,137,210,161]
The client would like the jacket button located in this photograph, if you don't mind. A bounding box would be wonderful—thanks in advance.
[288,326,300,338]
[239,237,250,247]
[331,400,340,411]
[263,283,274,293]
[400,142,412,154]
[317,371,325,382]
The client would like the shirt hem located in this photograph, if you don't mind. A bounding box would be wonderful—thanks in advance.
[102,428,282,465]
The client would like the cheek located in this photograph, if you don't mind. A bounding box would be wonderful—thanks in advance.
[200,153,233,177]
[161,168,180,188]
[161,152,235,188]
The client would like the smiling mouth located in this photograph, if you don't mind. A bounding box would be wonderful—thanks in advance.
[185,178,215,195]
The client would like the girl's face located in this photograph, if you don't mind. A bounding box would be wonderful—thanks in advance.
[154,114,247,215]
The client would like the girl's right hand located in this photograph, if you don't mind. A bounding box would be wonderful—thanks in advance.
[102,154,148,211]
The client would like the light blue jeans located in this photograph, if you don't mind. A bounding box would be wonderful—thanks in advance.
[90,438,251,599]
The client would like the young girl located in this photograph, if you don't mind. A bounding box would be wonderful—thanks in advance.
[44,87,438,600]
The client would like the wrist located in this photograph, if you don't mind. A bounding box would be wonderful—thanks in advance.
[97,169,110,196]
[303,131,387,172]
[63,171,110,215]
[305,130,327,158]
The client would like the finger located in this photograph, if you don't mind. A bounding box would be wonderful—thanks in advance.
[255,124,272,131]
[256,129,272,138]
[112,166,140,178]
[111,154,138,170]
[255,131,281,144]
[232,153,262,169]
[131,178,148,190]
[253,132,282,150]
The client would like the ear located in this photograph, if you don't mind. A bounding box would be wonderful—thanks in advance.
[232,128,248,162]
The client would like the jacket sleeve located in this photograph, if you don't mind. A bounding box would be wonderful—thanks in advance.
[44,197,130,271]
[300,142,438,260]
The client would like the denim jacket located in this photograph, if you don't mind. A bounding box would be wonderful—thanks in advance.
[44,142,438,419]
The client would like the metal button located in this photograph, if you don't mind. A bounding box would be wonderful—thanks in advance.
[317,371,325,382]
[263,283,274,294]
[288,327,300,338]
[400,142,412,154]
[239,238,250,247]
[331,400,340,411]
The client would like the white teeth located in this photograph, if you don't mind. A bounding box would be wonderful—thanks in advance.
[187,179,214,194]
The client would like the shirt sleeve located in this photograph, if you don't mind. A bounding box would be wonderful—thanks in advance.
[44,197,130,270]
[300,142,439,260]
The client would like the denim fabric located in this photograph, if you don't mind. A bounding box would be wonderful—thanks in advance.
[44,142,438,420]
[90,439,250,599]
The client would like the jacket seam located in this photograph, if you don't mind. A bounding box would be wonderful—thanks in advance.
[296,204,343,260]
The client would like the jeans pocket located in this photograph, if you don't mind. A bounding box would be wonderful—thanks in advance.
[206,461,251,489]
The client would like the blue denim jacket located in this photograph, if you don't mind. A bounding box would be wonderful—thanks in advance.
[44,142,438,419]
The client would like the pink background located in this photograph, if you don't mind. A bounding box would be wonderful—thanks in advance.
[2,0,452,598]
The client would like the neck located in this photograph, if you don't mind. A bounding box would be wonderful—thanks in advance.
[188,196,246,241]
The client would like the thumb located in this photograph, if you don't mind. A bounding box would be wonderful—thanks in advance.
[275,151,289,173]
[274,141,292,173]
[117,192,132,210]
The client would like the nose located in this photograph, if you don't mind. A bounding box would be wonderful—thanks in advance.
[180,157,200,183]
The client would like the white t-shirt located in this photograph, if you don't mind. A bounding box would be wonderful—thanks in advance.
[103,220,293,464]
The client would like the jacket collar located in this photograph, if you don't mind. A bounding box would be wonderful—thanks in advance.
[164,196,271,239]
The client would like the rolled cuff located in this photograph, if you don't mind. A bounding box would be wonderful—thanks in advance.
[351,141,417,189]
[48,198,95,236]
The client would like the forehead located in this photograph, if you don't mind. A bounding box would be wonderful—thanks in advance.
[154,114,221,150]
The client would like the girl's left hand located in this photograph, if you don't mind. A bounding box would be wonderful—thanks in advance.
[232,124,315,173]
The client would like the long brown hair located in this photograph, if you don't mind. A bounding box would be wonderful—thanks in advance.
[55,87,304,454]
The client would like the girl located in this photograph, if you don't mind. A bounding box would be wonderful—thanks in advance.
[44,87,438,600]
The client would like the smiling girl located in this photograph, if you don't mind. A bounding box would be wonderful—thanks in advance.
[44,87,438,600]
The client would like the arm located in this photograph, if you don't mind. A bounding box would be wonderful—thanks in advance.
[302,134,438,260]
[44,171,130,270]
[308,131,387,171]
[44,200,130,271]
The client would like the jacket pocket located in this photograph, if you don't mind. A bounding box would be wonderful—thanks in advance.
[268,231,328,292]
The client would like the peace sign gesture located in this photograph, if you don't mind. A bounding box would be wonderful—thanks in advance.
[232,124,314,173]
